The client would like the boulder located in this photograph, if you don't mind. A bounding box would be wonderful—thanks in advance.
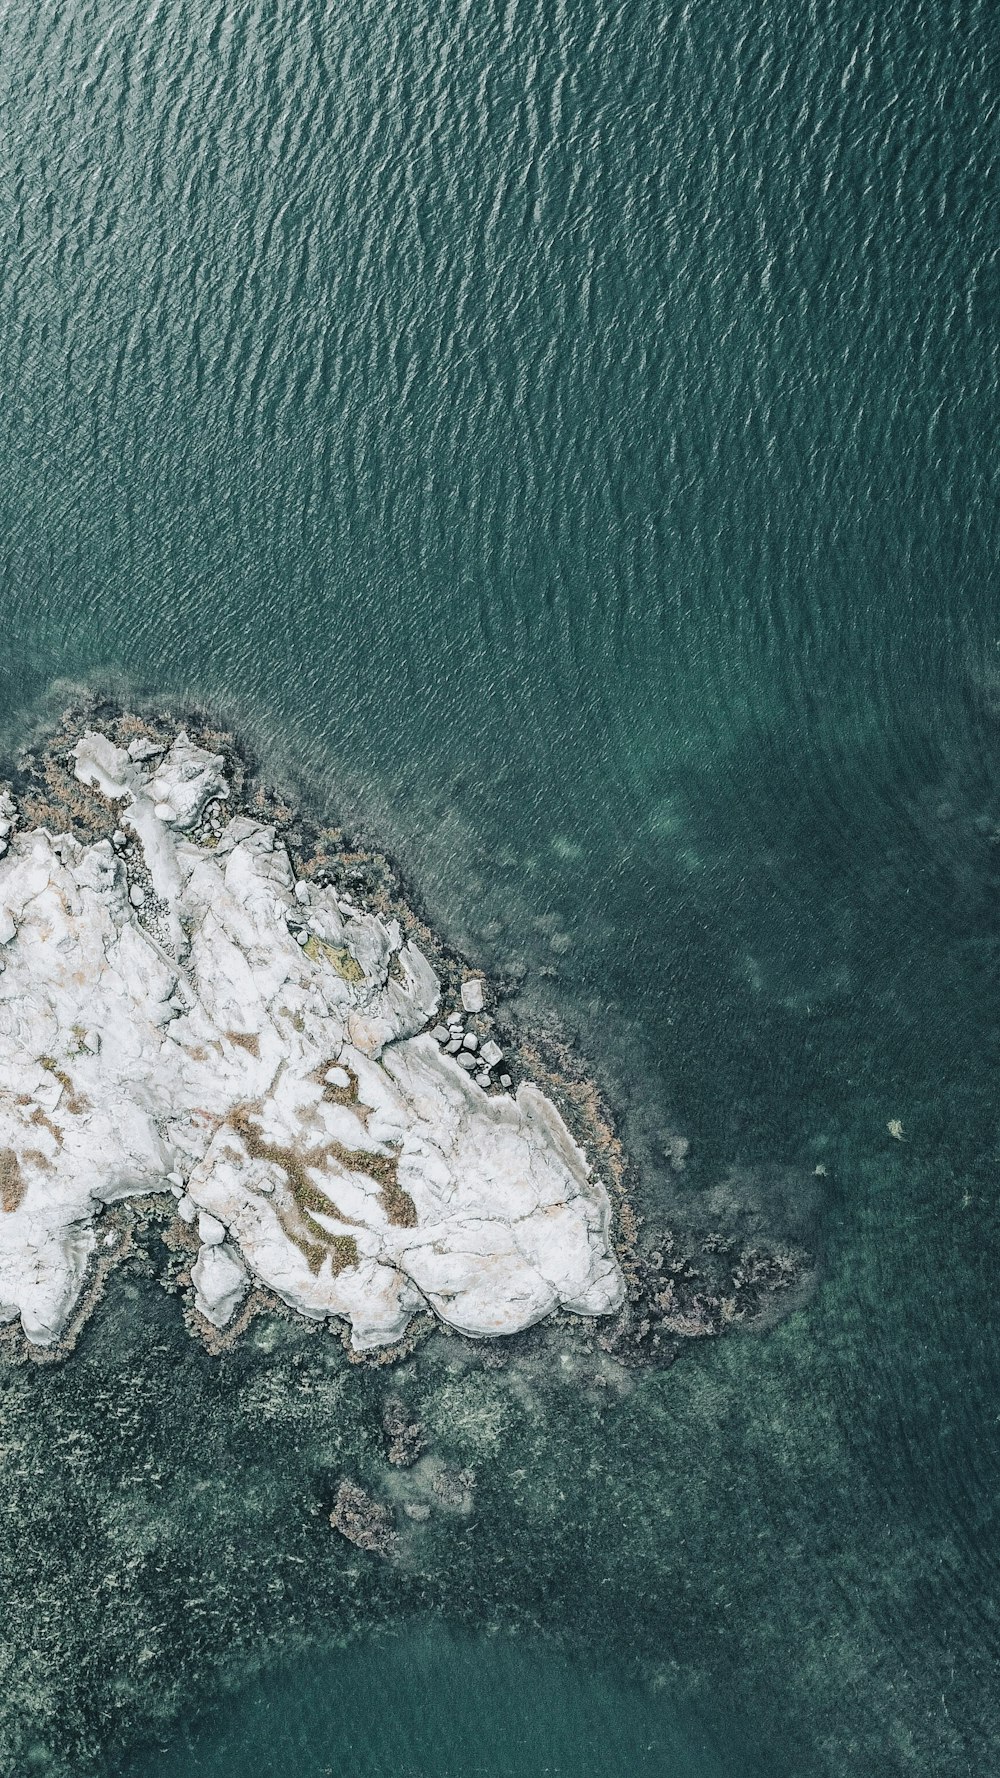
[191,1242,248,1328]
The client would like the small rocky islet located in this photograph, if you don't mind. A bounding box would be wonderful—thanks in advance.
[0,706,818,1776]
[0,703,809,1382]
[0,710,626,1359]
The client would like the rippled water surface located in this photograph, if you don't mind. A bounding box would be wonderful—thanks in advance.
[1,0,999,1771]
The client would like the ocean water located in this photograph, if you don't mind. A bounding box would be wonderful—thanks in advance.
[1,0,999,1771]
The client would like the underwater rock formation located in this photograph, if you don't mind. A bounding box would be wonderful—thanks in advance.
[0,724,623,1352]
[328,1479,397,1556]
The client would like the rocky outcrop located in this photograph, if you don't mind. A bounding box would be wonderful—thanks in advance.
[328,1480,397,1556]
[382,1395,425,1467]
[0,725,623,1353]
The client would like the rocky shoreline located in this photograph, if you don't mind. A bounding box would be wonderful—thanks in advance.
[0,698,811,1373]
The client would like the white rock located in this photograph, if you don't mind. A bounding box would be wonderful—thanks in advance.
[112,831,128,850]
[461,978,485,1014]
[475,1072,491,1089]
[324,1065,351,1089]
[191,1242,248,1328]
[74,731,134,801]
[0,910,15,945]
[198,1212,227,1246]
[431,1025,450,1045]
[153,802,174,822]
[462,1033,478,1052]
[143,731,228,830]
[457,1052,478,1072]
[480,1041,503,1069]
[295,881,310,905]
[128,884,145,908]
[82,1029,101,1054]
[445,1039,462,1055]
[0,724,623,1352]
[499,1074,512,1089]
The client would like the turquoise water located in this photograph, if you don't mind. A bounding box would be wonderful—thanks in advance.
[1,0,999,1770]
[129,1631,729,1778]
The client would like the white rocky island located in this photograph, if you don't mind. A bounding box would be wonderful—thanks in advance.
[0,725,623,1352]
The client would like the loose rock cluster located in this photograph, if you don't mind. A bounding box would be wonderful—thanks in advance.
[430,985,512,1095]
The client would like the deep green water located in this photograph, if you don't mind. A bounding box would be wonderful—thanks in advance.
[1,0,999,1771]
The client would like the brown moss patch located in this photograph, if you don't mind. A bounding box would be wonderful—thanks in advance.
[38,1056,89,1116]
[314,1059,360,1108]
[0,1148,25,1213]
[228,1104,416,1268]
[302,934,365,984]
[29,1106,64,1146]
[322,1137,415,1228]
[375,1174,417,1228]
[228,1106,361,1275]
[225,1030,260,1058]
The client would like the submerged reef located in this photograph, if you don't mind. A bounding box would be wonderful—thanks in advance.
[0,710,624,1357]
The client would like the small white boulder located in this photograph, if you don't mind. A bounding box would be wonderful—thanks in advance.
[197,1212,227,1246]
[461,978,485,1014]
[191,1242,248,1328]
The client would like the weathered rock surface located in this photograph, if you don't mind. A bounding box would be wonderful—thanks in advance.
[460,978,485,1014]
[0,727,623,1352]
[191,1241,249,1328]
